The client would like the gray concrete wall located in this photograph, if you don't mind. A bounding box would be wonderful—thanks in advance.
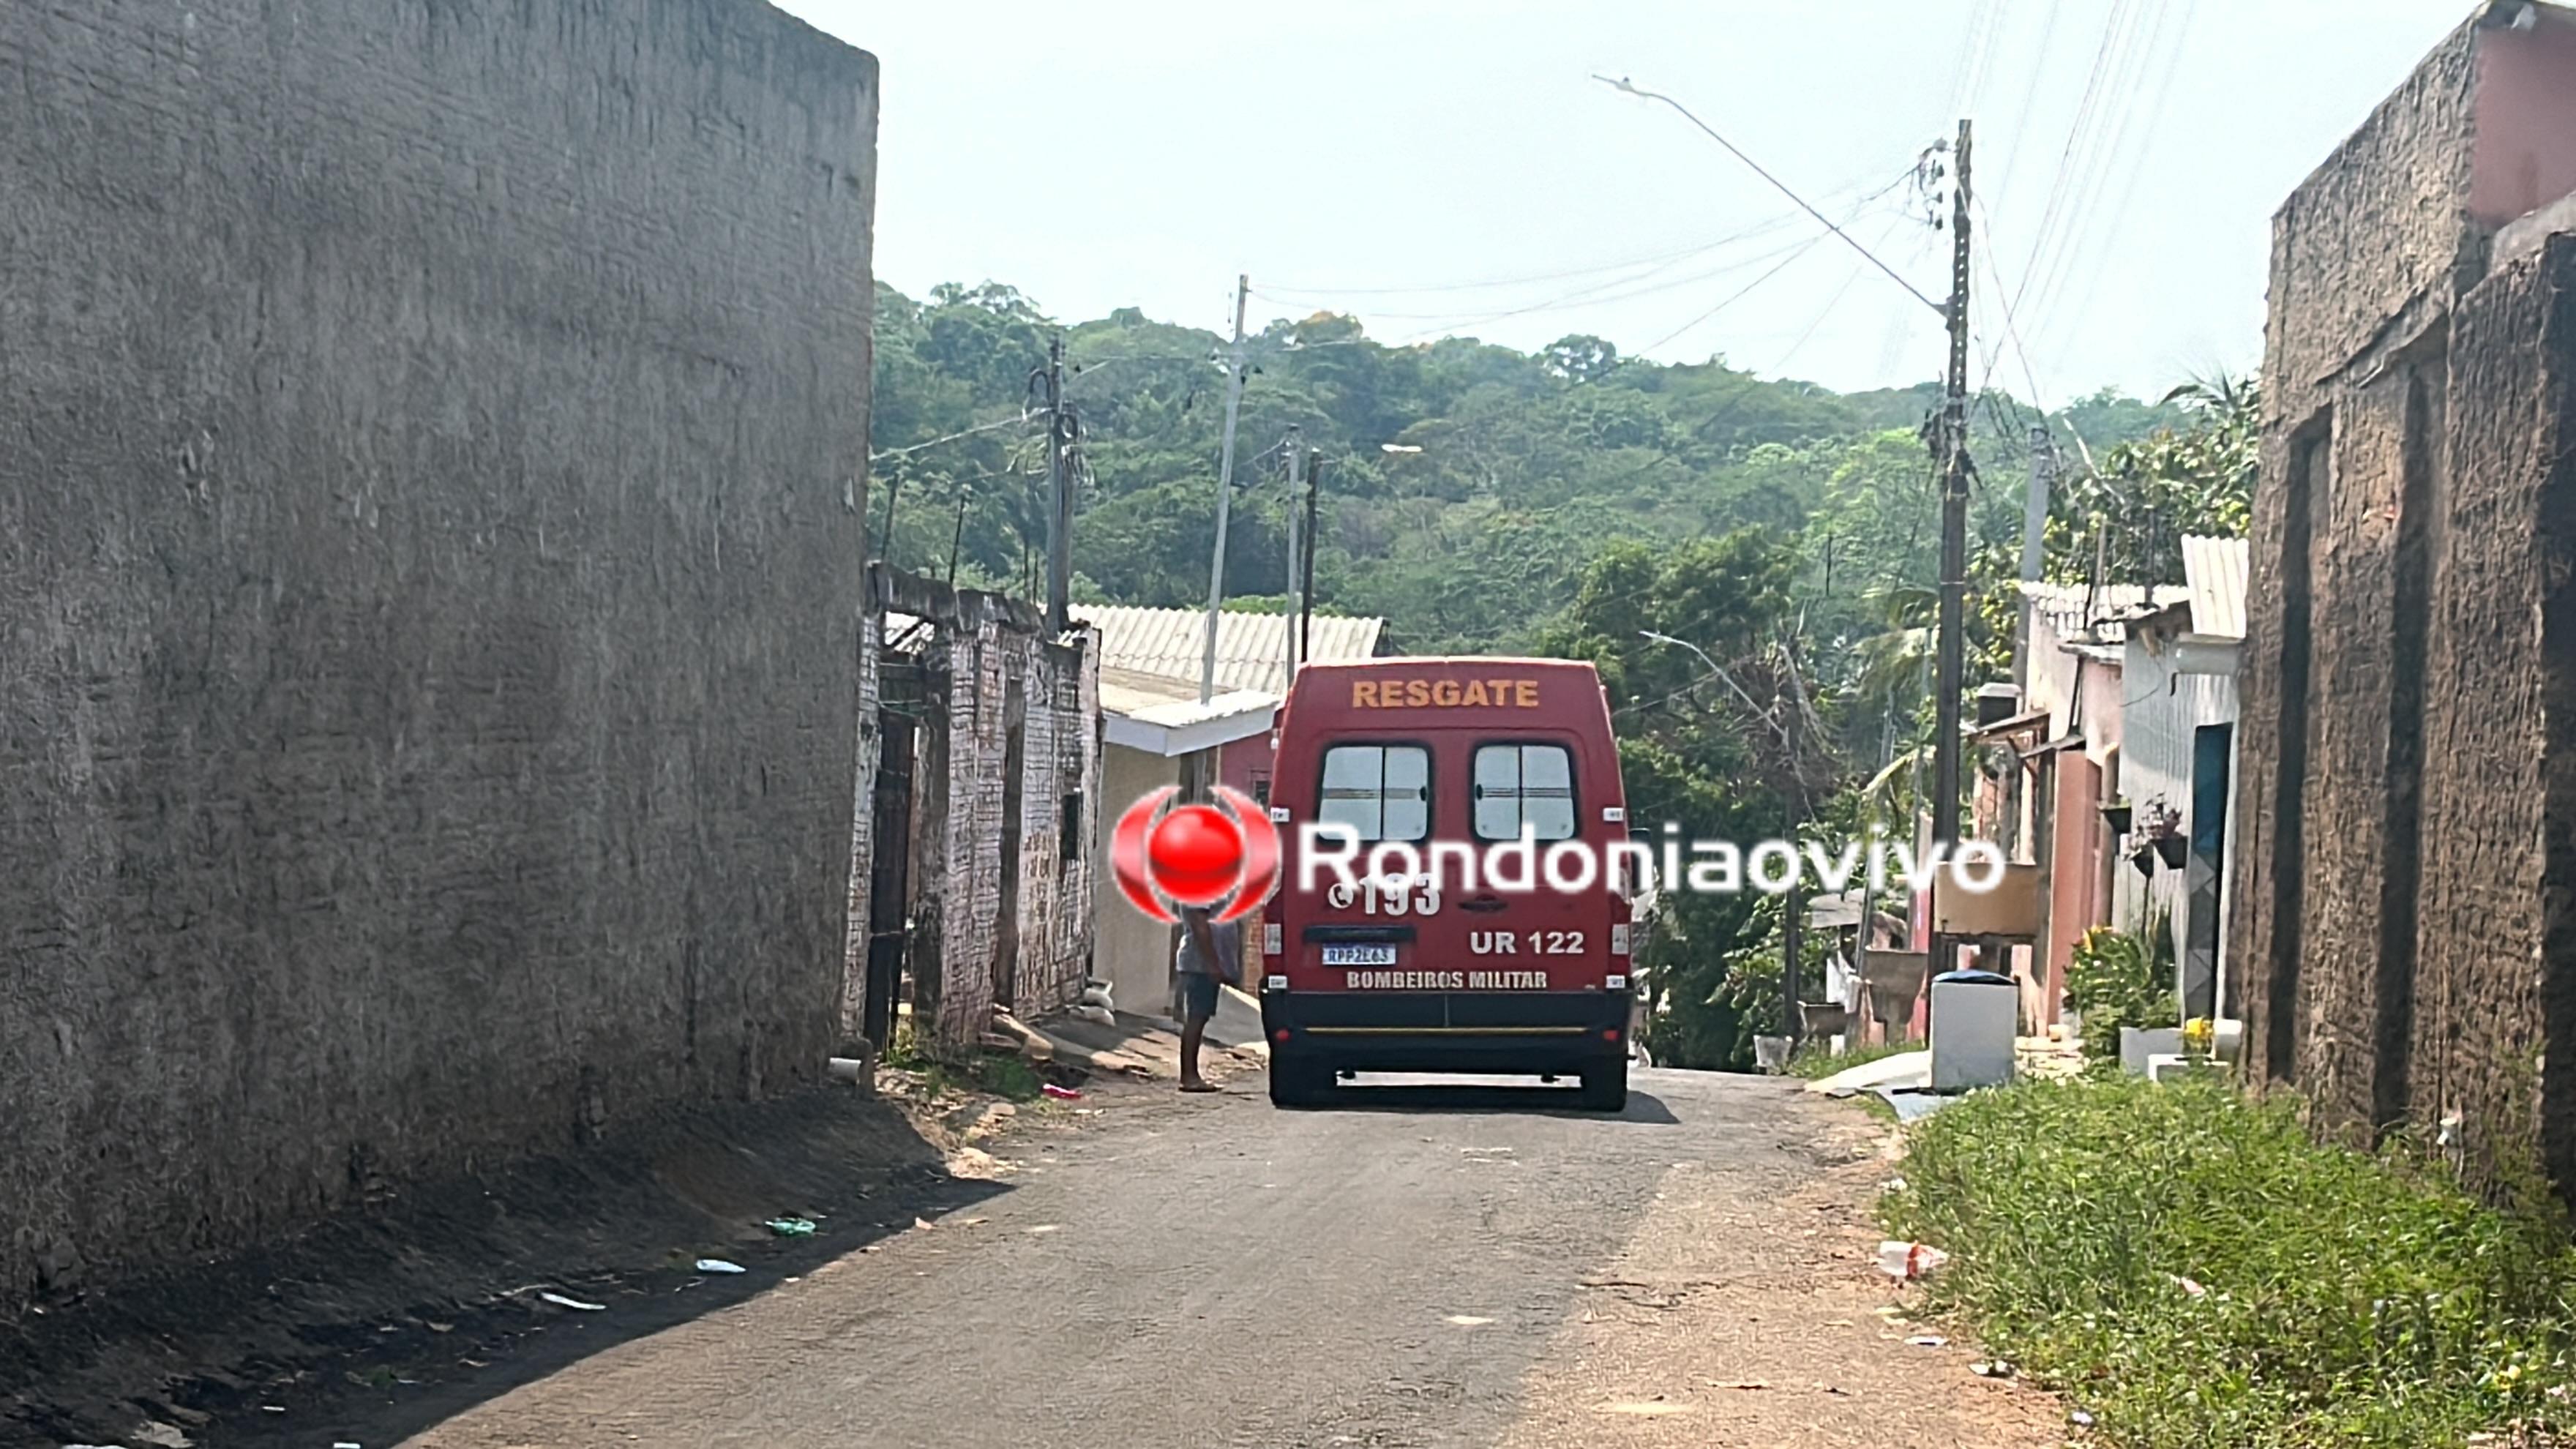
[0,0,877,1303]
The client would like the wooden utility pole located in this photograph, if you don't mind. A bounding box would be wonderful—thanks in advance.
[1929,118,1973,980]
[2015,422,2053,678]
[1300,453,1321,665]
[1783,645,1805,1043]
[1281,426,1304,684]
[1043,334,1071,634]
[1199,274,1252,703]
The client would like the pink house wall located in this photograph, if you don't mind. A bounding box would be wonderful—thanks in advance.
[2470,14,2576,225]
[2046,753,2105,1028]
[1217,727,1276,806]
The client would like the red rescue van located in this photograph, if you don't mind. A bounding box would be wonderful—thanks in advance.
[1260,658,1635,1110]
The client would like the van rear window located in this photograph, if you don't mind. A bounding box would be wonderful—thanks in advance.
[1473,744,1576,841]
[1318,744,1430,842]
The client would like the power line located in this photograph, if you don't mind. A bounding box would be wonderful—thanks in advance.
[1248,170,1920,336]
[2023,1,2167,329]
[1262,225,1838,326]
[1595,75,1945,316]
[2007,0,2139,325]
[869,413,1030,463]
[1256,165,1914,302]
[1253,224,1797,299]
[1633,233,1835,359]
[1769,214,1911,375]
[2030,0,2200,360]
[1991,2,2064,219]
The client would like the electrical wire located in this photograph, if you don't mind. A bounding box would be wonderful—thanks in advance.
[2006,0,2139,326]
[2021,0,2171,333]
[1248,167,1919,334]
[1272,225,1838,326]
[1257,160,1915,303]
[1633,233,1836,359]
[869,413,1031,463]
[2029,0,2201,359]
[1989,3,2064,219]
[1768,214,1913,375]
[1595,75,1946,315]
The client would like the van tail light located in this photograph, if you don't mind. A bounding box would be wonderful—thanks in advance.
[1273,1028,1292,1043]
[1610,924,1630,956]
[1603,1028,1622,1042]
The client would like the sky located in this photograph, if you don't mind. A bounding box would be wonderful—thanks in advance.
[778,1,2467,407]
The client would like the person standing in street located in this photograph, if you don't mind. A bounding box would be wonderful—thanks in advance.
[1176,904,1241,1093]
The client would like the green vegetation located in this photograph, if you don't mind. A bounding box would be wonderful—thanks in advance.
[2066,924,2181,1061]
[872,280,2258,1071]
[883,1021,1045,1100]
[1884,1077,2576,1447]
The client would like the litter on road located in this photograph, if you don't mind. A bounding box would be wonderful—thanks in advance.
[539,1293,604,1312]
[1875,1240,1950,1279]
[763,1217,818,1237]
[694,1259,746,1275]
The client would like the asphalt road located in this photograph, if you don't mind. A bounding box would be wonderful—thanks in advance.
[397,1068,1898,1449]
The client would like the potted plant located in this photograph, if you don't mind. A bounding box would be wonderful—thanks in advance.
[2141,798,2187,869]
[2100,798,2134,835]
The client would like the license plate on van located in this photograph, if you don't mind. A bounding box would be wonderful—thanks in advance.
[1321,944,1396,967]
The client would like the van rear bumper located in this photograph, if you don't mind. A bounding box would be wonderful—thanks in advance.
[1261,988,1634,1072]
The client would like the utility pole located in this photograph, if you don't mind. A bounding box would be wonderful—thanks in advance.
[1929,118,1973,980]
[1199,274,1252,703]
[1300,453,1321,666]
[2012,422,2052,684]
[1042,334,1071,634]
[1783,643,1805,1044]
[1281,426,1304,685]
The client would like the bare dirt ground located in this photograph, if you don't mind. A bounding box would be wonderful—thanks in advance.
[1495,1111,2065,1448]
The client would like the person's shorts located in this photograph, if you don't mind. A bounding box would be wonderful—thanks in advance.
[1180,970,1221,1022]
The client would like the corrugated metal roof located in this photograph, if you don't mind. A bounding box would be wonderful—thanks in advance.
[1095,664,1276,756]
[2181,535,2249,641]
[2020,582,2190,647]
[1071,605,1385,696]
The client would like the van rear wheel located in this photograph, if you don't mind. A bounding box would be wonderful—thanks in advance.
[1579,1060,1628,1113]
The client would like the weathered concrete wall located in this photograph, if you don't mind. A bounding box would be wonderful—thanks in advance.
[2235,12,2479,1125]
[2414,235,2576,1186]
[879,568,1101,1052]
[921,619,1100,1048]
[0,1,877,1303]
[840,607,886,1048]
[2234,4,2576,1185]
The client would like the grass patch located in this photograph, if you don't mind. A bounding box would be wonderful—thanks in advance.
[881,1025,1046,1102]
[1787,1038,1917,1080]
[1882,1076,2576,1446]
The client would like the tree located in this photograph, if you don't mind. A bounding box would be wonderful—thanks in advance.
[2050,374,2258,585]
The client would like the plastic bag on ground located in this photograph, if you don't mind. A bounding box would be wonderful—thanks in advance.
[1876,1240,1950,1279]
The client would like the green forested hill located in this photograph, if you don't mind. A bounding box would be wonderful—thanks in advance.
[866,280,2186,657]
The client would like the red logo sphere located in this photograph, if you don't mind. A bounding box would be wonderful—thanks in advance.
[1110,786,1280,924]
